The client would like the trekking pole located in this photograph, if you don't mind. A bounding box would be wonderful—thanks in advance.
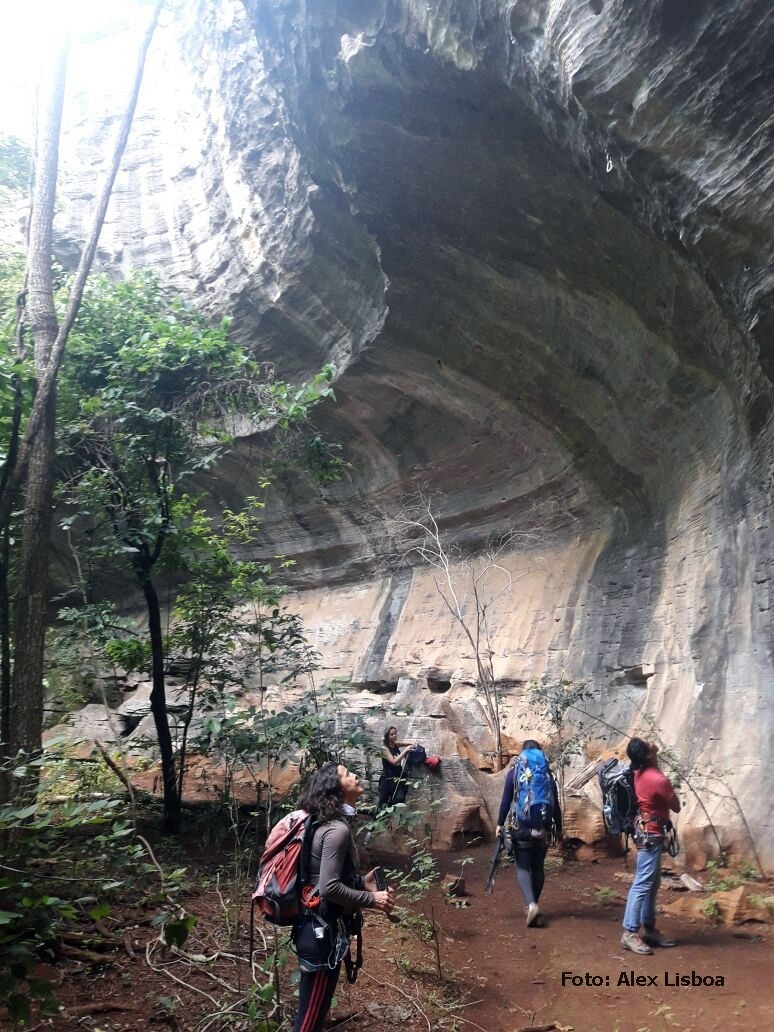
[485,830,505,895]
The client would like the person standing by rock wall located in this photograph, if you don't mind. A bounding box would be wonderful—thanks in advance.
[620,738,681,955]
[377,726,415,807]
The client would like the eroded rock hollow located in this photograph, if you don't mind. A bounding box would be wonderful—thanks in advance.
[55,0,774,865]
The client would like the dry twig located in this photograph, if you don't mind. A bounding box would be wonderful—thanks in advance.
[360,970,432,1032]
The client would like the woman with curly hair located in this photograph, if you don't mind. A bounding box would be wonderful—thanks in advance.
[292,762,394,1032]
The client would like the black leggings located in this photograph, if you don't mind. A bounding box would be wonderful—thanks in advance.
[292,916,344,1032]
[513,841,548,906]
[378,775,408,807]
[293,964,340,1032]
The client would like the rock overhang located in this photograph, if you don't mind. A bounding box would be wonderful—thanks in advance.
[48,0,774,864]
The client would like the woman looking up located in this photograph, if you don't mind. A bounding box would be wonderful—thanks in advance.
[292,762,394,1032]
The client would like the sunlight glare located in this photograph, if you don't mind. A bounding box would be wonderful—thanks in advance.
[0,0,150,139]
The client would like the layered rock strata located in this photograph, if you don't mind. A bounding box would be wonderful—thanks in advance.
[52,1,773,865]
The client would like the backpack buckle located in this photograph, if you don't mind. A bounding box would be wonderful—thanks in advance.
[301,885,321,911]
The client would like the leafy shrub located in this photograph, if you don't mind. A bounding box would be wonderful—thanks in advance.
[593,885,619,905]
[0,751,141,1024]
[699,897,721,925]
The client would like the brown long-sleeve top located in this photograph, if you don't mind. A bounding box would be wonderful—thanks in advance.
[308,818,374,914]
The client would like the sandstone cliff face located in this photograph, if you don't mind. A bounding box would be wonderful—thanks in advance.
[54,1,773,864]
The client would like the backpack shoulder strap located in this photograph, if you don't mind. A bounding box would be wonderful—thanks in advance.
[299,814,319,885]
[510,755,524,819]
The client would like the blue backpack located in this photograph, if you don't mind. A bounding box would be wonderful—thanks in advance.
[512,748,554,827]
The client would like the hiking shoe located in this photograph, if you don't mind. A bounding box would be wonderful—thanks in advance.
[641,928,676,948]
[526,903,540,927]
[621,931,653,955]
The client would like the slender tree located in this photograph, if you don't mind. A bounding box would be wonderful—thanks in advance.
[5,39,68,765]
[2,2,164,774]
[395,496,545,770]
[58,273,336,831]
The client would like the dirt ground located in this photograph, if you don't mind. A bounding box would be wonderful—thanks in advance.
[424,851,773,1032]
[7,848,773,1032]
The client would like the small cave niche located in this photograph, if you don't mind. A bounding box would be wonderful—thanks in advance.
[352,680,398,694]
[426,676,451,693]
[449,808,487,850]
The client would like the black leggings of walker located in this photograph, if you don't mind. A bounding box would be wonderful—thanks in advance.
[292,915,345,1032]
[513,841,548,906]
[293,964,340,1032]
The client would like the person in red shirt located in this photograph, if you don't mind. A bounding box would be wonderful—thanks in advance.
[621,738,681,955]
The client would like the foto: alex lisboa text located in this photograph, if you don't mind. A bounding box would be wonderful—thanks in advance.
[562,970,725,988]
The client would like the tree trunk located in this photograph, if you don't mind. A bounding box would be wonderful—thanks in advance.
[0,523,12,753]
[2,2,163,785]
[177,651,204,803]
[6,42,68,767]
[140,569,180,833]
[0,0,164,529]
[0,293,28,758]
[9,389,57,762]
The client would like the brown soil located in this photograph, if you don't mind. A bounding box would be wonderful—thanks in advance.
[6,849,772,1032]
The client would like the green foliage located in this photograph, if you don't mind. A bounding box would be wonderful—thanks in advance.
[746,893,772,913]
[0,248,31,470]
[197,679,373,822]
[37,755,123,802]
[52,271,341,825]
[704,857,759,892]
[58,271,337,580]
[45,603,143,714]
[0,134,31,193]
[528,677,592,738]
[386,839,440,905]
[593,885,619,905]
[169,502,315,699]
[699,897,721,925]
[737,858,760,882]
[0,750,139,1023]
[526,676,592,811]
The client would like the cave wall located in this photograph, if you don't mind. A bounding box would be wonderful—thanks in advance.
[52,0,773,864]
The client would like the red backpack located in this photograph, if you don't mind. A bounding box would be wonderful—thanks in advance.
[252,809,316,925]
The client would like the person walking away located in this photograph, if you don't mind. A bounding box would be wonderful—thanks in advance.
[292,763,395,1032]
[378,726,416,807]
[620,738,681,955]
[496,739,562,927]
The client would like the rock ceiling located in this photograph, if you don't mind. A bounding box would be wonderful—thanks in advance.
[54,0,773,862]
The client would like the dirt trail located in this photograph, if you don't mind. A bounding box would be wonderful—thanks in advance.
[8,848,771,1032]
[391,850,774,1032]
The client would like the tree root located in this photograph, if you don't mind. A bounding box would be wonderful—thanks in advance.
[64,1001,142,1017]
[60,942,122,966]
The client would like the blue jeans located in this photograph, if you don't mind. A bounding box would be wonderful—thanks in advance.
[622,842,663,932]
